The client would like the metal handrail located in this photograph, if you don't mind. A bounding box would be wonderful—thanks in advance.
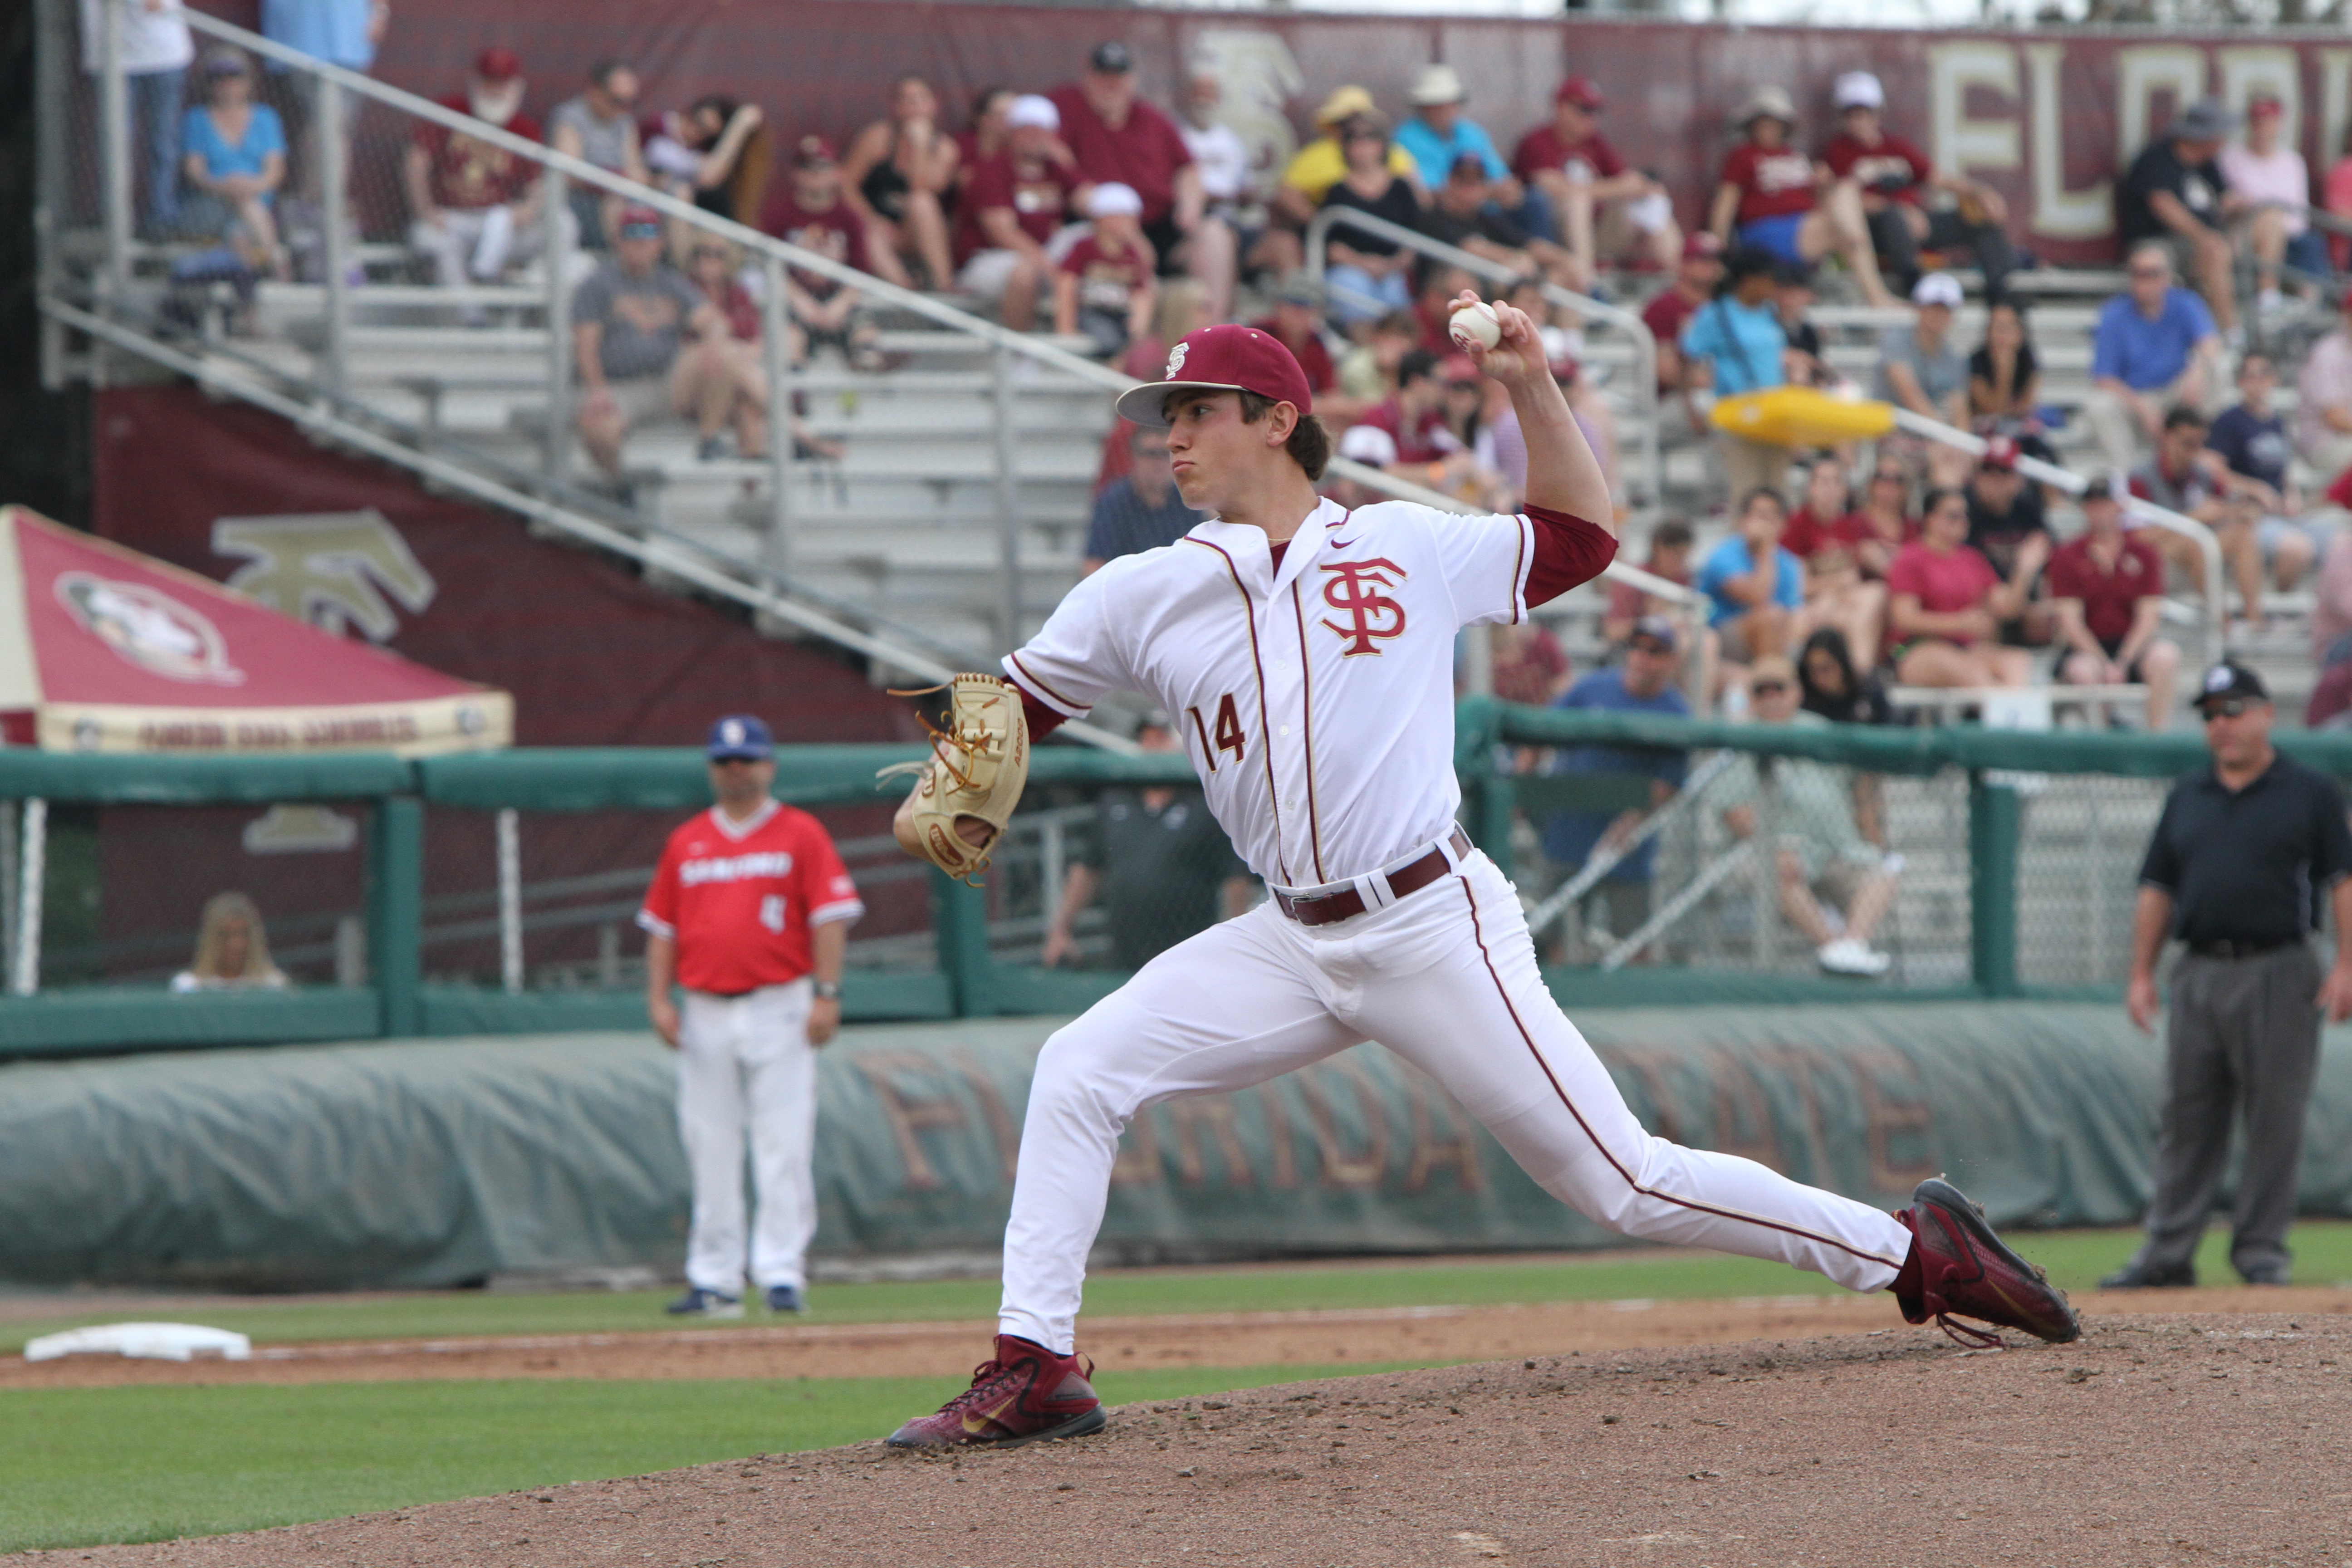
[1887,408,2226,670]
[1302,204,1662,511]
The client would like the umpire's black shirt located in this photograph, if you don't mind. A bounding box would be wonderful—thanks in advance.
[2139,754,2352,946]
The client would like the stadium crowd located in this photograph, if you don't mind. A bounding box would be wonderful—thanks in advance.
[91,1,2352,982]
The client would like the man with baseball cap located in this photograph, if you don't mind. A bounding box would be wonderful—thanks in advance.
[2118,96,2249,336]
[639,715,863,1318]
[1820,69,2016,303]
[1511,75,1681,291]
[882,290,2077,1450]
[953,94,1073,331]
[2112,663,2352,1289]
[1873,272,1971,443]
[1049,42,1236,321]
[403,44,550,290]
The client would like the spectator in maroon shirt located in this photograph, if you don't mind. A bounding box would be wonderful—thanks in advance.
[1604,516,1696,644]
[760,135,882,371]
[1511,77,1681,292]
[404,47,549,291]
[1644,231,1724,404]
[1708,85,1893,308]
[1785,455,1889,669]
[1054,182,1158,358]
[1049,42,1235,322]
[1820,71,2015,304]
[2048,475,2180,730]
[953,87,1015,199]
[955,94,1075,332]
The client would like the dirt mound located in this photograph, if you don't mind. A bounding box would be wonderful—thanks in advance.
[9,1287,2347,1390]
[20,1311,2347,1567]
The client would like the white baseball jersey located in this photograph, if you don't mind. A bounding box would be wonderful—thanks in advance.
[1006,496,1533,891]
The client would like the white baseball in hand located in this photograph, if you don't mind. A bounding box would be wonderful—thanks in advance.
[1448,300,1502,353]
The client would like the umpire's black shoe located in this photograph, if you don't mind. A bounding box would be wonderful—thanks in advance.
[2097,1259,2196,1289]
[665,1286,745,1318]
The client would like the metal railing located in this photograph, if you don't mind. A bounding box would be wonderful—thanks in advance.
[1303,204,1662,511]
[44,4,1688,714]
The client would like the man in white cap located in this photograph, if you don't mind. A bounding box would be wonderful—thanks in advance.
[954,93,1074,331]
[881,302,2078,1450]
[1874,272,1971,470]
[1821,69,2015,303]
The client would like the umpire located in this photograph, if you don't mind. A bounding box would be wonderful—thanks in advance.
[2108,662,2352,1289]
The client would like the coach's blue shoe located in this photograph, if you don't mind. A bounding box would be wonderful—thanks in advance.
[665,1287,744,1319]
[764,1284,805,1314]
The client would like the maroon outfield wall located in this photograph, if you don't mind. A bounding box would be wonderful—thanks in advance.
[186,0,2352,266]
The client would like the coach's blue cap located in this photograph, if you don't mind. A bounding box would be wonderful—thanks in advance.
[706,714,774,761]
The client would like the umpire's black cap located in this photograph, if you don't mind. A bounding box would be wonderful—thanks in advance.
[2195,662,2269,713]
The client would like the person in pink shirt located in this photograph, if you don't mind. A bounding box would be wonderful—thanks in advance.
[1882,486,2039,690]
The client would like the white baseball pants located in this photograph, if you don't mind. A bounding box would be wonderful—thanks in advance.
[677,981,819,1296]
[1000,842,1913,1353]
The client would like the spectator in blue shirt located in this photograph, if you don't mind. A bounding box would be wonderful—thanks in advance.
[1394,64,1550,247]
[1681,246,1794,500]
[178,49,288,274]
[1697,486,1806,678]
[2207,350,2319,594]
[1083,426,1207,572]
[260,0,386,202]
[2086,240,2225,472]
[1539,616,1691,961]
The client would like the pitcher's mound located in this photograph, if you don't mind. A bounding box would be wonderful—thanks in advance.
[27,1313,2347,1567]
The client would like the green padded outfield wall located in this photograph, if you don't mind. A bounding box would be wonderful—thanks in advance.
[2,1006,2347,1289]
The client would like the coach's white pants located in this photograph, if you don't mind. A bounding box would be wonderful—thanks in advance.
[1000,844,1912,1353]
[678,981,819,1296]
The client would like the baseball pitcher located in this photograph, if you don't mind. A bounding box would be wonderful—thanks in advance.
[883,304,2077,1448]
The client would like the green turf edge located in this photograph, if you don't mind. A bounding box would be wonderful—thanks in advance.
[0,1363,1443,1554]
[6,1222,2348,1352]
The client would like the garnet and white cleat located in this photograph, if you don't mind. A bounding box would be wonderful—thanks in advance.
[1896,1177,2081,1348]
[885,1334,1108,1449]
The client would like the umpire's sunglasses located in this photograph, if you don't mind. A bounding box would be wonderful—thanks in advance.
[2198,697,2257,720]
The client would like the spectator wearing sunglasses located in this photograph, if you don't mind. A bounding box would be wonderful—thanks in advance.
[1715,655,1901,978]
[2112,662,2352,1290]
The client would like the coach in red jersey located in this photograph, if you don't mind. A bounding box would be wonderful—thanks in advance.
[638,714,863,1318]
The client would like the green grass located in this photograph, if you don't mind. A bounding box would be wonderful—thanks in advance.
[6,1221,2347,1353]
[0,1364,1432,1553]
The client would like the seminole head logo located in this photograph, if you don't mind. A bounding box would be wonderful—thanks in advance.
[55,572,245,685]
[1319,558,1408,657]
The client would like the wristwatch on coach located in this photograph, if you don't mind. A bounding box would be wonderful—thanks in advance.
[811,979,843,1001]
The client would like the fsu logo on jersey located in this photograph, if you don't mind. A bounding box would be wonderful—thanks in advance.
[1319,559,1408,657]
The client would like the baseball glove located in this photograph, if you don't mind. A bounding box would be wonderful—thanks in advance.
[880,673,1030,884]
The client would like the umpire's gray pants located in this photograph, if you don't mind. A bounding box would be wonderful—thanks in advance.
[2140,944,2323,1279]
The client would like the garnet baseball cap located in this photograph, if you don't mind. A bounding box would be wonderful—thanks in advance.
[1980,434,2021,471]
[795,133,839,168]
[1115,323,1315,427]
[616,204,663,236]
[1682,231,1724,261]
[2195,661,2269,710]
[706,714,775,760]
[474,47,523,83]
[2249,93,2284,120]
[1555,76,1604,111]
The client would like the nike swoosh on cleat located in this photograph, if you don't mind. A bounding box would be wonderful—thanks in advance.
[961,1393,1019,1436]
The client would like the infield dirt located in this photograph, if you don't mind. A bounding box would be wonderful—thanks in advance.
[14,1309,2347,1567]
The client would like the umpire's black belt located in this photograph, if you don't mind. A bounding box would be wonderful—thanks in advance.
[2184,936,2303,960]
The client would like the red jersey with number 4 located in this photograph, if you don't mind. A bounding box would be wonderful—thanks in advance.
[637,801,864,995]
